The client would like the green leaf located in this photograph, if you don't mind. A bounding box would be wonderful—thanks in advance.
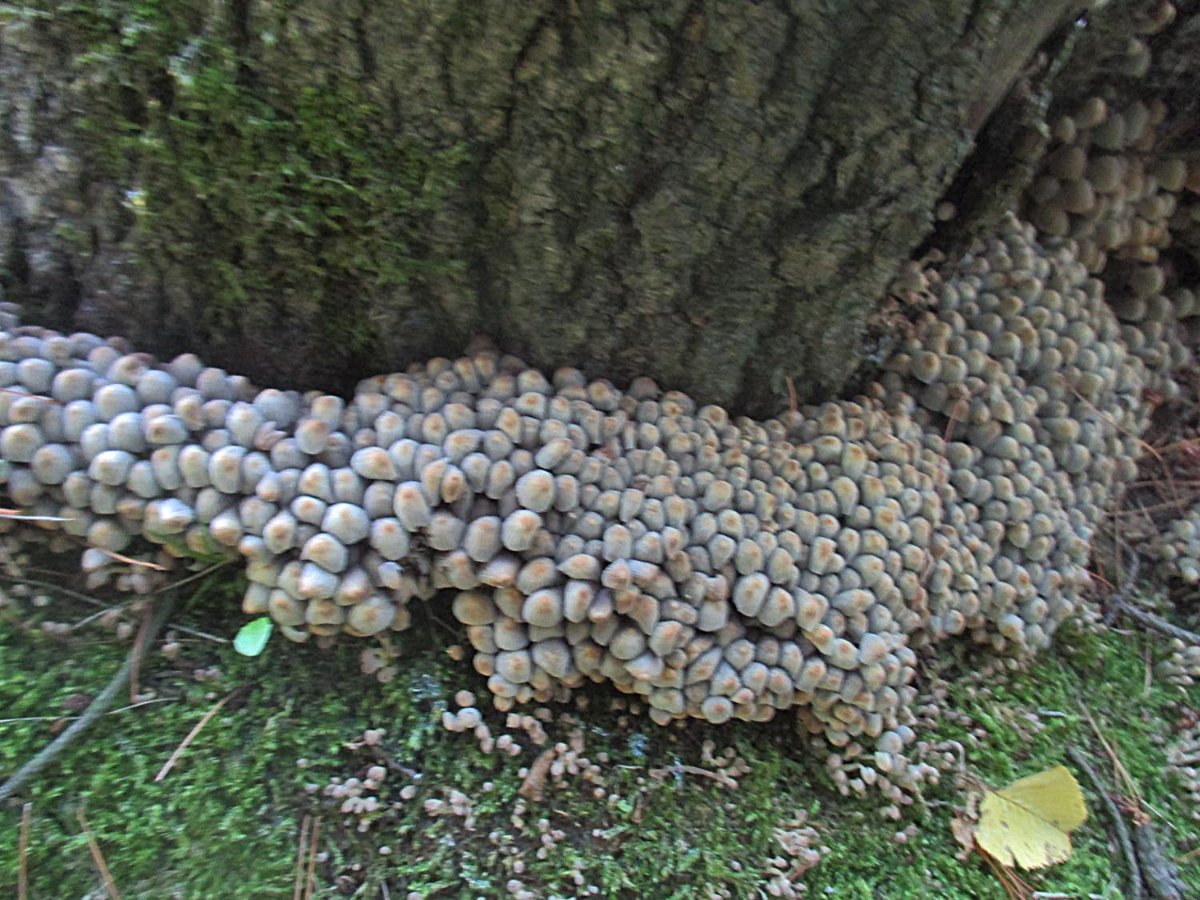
[233,617,273,657]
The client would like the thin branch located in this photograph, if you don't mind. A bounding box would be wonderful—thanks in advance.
[165,623,230,644]
[154,691,234,782]
[0,697,174,724]
[0,596,175,804]
[70,606,117,631]
[129,605,156,704]
[148,560,234,595]
[0,387,61,404]
[1079,706,1140,804]
[1175,844,1200,865]
[304,817,320,900]
[293,815,311,900]
[648,763,738,789]
[95,548,166,571]
[1098,537,1200,644]
[1071,386,1178,504]
[1114,602,1200,646]
[18,802,31,900]
[77,808,122,900]
[1135,822,1187,900]
[0,574,114,608]
[1113,496,1195,517]
[1067,745,1142,900]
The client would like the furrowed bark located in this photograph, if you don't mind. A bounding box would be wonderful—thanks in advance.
[0,1,1087,414]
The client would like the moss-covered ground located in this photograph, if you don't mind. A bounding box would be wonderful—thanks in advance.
[0,565,1196,898]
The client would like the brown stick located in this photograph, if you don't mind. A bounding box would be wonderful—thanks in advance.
[1115,602,1200,646]
[1099,536,1200,645]
[648,763,738,789]
[0,697,173,725]
[129,604,155,704]
[304,817,320,900]
[95,548,167,571]
[18,802,31,900]
[154,691,234,782]
[293,815,311,900]
[77,808,122,899]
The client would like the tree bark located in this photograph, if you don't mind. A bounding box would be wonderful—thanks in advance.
[0,1,1087,414]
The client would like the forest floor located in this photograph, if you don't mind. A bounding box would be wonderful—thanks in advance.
[0,543,1197,898]
[2,391,1200,900]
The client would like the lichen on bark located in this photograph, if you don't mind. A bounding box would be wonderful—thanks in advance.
[1,0,1084,414]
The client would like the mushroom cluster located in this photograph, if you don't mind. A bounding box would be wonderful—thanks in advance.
[1142,506,1200,689]
[0,215,1154,774]
[1152,506,1200,585]
[879,217,1146,657]
[1157,637,1200,688]
[1029,95,1186,271]
[1024,91,1197,395]
[1167,717,1200,820]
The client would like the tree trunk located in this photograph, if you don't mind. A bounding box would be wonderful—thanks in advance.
[0,0,1111,415]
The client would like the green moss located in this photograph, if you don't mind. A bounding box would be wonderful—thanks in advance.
[21,0,467,385]
[1,566,1197,898]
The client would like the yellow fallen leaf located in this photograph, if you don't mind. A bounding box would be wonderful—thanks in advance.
[976,765,1088,870]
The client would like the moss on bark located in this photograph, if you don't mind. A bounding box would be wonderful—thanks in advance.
[1,0,1080,413]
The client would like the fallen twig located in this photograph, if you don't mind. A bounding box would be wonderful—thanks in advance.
[978,844,1032,899]
[0,596,175,804]
[77,808,121,899]
[1113,496,1195,517]
[1079,706,1139,804]
[18,802,31,900]
[129,604,156,703]
[164,623,229,644]
[1098,537,1200,645]
[942,382,987,444]
[0,387,60,404]
[1067,744,1142,899]
[148,560,234,595]
[95,548,166,571]
[304,817,320,900]
[648,763,738,789]
[1114,602,1200,646]
[0,574,113,608]
[293,815,311,900]
[0,697,174,725]
[154,690,235,782]
[1135,823,1186,900]
[70,605,118,632]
